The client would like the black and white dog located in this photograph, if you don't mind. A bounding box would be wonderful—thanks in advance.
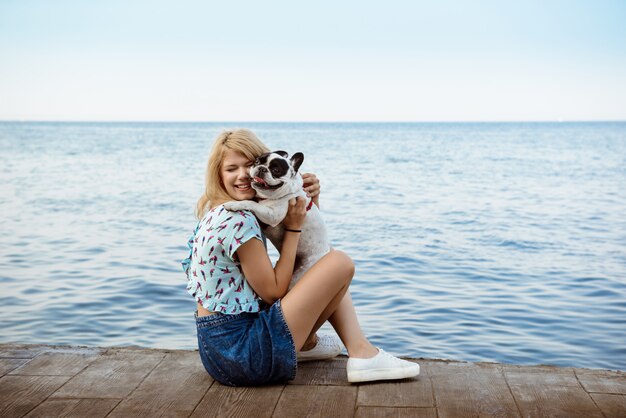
[224,151,331,285]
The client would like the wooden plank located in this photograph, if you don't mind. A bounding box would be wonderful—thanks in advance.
[291,357,351,386]
[0,344,48,359]
[49,349,164,399]
[23,398,120,418]
[355,406,436,418]
[503,364,580,387]
[10,349,103,376]
[508,383,604,418]
[576,369,626,394]
[0,359,29,376]
[356,360,432,408]
[429,361,520,418]
[190,384,284,418]
[425,359,490,376]
[0,375,69,418]
[273,385,357,418]
[299,357,347,369]
[108,351,213,417]
[589,393,626,418]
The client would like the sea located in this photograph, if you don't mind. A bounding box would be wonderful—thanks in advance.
[1,121,625,371]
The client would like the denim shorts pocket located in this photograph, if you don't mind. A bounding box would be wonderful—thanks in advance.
[197,327,236,386]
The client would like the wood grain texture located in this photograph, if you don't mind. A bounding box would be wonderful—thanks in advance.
[23,398,120,418]
[49,349,164,399]
[429,361,520,418]
[0,375,69,418]
[508,383,604,418]
[0,344,48,359]
[108,351,213,417]
[576,368,626,394]
[589,393,626,418]
[356,373,433,408]
[10,350,103,376]
[503,364,580,387]
[291,357,350,386]
[190,384,284,418]
[355,406,437,418]
[0,358,29,376]
[273,385,357,418]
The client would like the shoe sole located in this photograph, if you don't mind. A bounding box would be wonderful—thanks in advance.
[347,364,420,383]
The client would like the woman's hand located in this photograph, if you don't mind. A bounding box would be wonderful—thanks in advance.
[302,172,321,207]
[282,197,307,230]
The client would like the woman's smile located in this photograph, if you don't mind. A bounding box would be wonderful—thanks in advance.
[234,183,252,192]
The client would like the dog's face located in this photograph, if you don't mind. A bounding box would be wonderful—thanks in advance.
[250,151,304,199]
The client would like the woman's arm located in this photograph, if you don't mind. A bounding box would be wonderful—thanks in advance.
[236,197,307,303]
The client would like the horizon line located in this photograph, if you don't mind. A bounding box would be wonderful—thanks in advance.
[1,119,626,124]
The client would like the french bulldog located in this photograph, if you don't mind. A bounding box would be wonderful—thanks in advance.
[223,151,331,286]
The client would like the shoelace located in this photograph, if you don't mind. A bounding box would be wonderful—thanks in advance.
[379,349,408,365]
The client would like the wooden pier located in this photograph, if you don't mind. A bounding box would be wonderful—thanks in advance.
[1,343,624,417]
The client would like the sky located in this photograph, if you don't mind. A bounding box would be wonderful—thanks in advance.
[0,0,625,122]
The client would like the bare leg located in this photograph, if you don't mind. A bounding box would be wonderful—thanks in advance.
[300,284,349,351]
[281,250,354,351]
[301,284,350,349]
[304,291,378,358]
[329,292,378,358]
[282,251,419,383]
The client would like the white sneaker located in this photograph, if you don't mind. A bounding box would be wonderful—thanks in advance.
[297,334,343,362]
[346,348,420,383]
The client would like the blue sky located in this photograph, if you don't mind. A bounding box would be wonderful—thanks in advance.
[1,0,625,121]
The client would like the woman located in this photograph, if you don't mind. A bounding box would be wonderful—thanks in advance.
[183,128,419,385]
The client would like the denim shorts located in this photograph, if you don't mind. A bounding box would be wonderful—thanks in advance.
[195,299,297,386]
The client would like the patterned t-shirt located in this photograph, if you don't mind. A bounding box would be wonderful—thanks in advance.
[182,204,265,314]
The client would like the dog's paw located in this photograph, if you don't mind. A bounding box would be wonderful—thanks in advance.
[223,201,250,212]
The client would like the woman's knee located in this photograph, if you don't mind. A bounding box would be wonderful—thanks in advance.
[328,250,355,282]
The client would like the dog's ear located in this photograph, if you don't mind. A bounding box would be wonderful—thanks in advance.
[274,150,289,158]
[290,152,304,173]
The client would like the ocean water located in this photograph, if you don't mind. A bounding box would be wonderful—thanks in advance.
[0,121,625,371]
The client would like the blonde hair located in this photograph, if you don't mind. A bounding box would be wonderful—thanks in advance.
[195,128,270,219]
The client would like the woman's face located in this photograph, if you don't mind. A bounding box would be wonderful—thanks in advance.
[220,149,256,201]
